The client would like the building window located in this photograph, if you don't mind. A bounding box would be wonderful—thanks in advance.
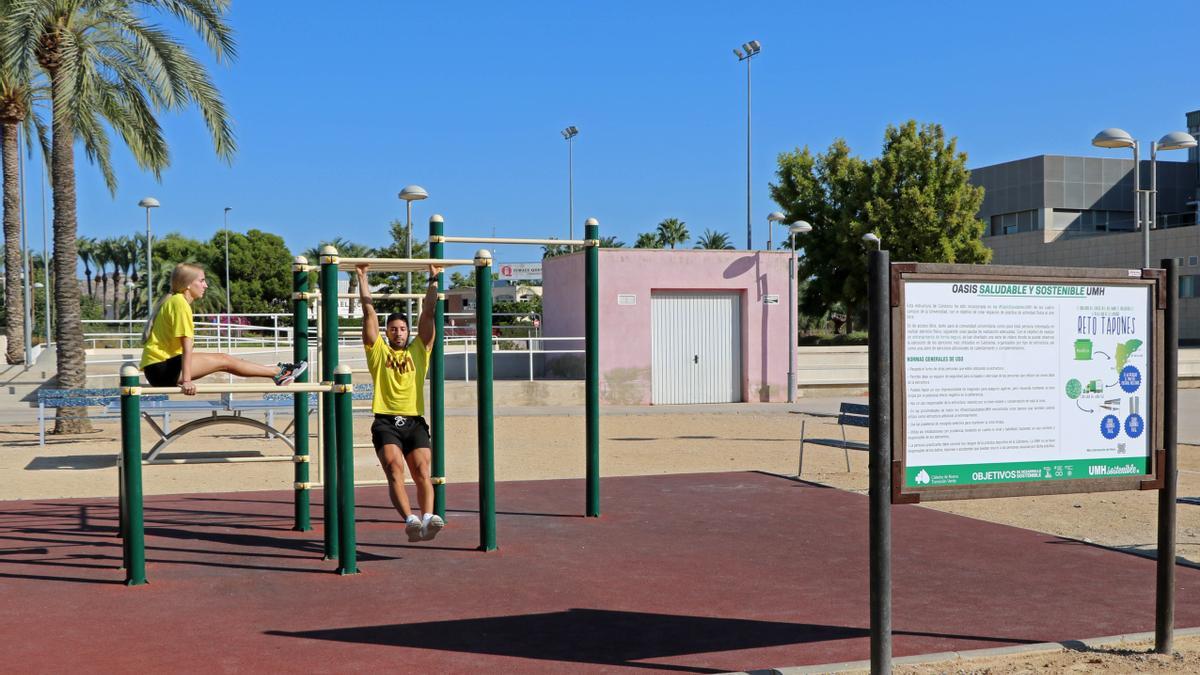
[1181,275,1198,299]
[990,210,1038,236]
[1189,256,1198,267]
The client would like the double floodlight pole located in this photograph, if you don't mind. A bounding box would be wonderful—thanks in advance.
[1091,128,1196,268]
[562,126,579,242]
[734,39,761,251]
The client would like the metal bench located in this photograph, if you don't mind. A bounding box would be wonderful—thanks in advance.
[37,388,168,446]
[106,392,327,461]
[798,401,869,475]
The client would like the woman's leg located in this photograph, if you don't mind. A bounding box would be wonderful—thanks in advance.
[185,352,278,381]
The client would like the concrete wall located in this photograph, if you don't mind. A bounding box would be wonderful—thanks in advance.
[543,248,794,405]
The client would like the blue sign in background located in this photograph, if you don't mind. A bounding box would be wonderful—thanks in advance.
[1120,365,1142,394]
[1100,414,1121,440]
[1125,413,1144,439]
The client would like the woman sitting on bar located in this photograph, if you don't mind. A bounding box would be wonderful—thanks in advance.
[140,263,306,394]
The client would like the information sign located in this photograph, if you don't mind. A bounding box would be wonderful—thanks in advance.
[893,267,1163,500]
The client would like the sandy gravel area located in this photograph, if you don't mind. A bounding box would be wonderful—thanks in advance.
[4,410,1200,671]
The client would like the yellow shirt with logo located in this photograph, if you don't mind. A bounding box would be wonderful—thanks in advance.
[140,293,194,368]
[366,335,429,416]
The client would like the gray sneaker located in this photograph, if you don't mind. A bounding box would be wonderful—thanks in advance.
[404,515,423,542]
[421,514,445,541]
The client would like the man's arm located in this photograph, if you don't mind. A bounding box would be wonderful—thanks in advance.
[357,264,378,347]
[417,265,443,348]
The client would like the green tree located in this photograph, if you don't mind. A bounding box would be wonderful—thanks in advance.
[769,139,871,330]
[218,229,291,314]
[771,123,988,331]
[3,0,236,433]
[693,229,733,250]
[865,120,990,266]
[449,271,470,288]
[655,218,688,249]
[598,235,624,248]
[633,232,662,248]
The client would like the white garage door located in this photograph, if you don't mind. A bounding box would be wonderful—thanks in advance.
[651,292,742,404]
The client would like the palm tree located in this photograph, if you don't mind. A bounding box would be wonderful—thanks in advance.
[656,218,689,249]
[93,238,113,319]
[633,232,662,249]
[693,229,734,250]
[330,238,373,316]
[598,235,625,248]
[1,112,22,362]
[109,237,127,320]
[0,29,32,364]
[77,236,96,297]
[4,0,236,433]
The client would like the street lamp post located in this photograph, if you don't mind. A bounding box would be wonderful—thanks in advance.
[863,232,882,250]
[767,211,785,251]
[1091,128,1196,268]
[223,207,232,317]
[33,281,47,347]
[562,126,579,241]
[124,280,135,323]
[734,39,761,250]
[138,197,159,308]
[787,221,813,403]
[398,185,429,325]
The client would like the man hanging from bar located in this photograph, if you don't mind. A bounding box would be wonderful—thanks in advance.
[356,262,445,542]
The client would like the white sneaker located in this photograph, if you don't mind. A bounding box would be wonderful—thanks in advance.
[404,515,423,542]
[422,514,445,541]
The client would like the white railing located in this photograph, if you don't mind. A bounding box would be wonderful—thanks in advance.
[82,313,293,350]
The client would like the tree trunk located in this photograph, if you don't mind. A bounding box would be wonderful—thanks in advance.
[84,269,92,298]
[49,64,91,434]
[2,121,24,364]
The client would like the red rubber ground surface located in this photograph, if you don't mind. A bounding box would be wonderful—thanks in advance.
[1,471,1196,673]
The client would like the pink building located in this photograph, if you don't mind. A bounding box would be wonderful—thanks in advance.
[542,248,795,405]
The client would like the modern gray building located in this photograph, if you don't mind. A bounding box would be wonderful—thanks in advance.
[970,111,1200,341]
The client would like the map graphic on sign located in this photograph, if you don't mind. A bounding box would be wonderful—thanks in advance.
[497,262,542,281]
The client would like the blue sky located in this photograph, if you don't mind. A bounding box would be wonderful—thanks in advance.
[32,0,1200,268]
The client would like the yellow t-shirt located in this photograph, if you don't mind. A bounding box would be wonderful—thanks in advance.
[140,293,194,368]
[366,335,429,416]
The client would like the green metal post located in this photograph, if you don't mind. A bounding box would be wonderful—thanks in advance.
[119,366,146,586]
[292,257,311,531]
[475,250,497,551]
[585,218,601,517]
[319,245,339,559]
[334,364,358,575]
[430,215,447,518]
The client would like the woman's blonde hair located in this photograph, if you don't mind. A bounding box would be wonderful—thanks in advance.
[142,263,205,341]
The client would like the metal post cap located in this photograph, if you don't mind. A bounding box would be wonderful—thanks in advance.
[430,214,444,224]
[474,249,493,265]
[585,217,599,226]
[120,363,140,377]
[320,244,337,256]
[334,364,352,375]
[294,256,308,265]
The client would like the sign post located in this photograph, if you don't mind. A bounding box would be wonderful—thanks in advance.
[870,261,1176,671]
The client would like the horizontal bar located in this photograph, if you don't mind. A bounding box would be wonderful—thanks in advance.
[335,257,476,273]
[137,382,334,395]
[335,293,438,300]
[436,235,590,246]
[305,479,399,489]
[144,456,295,465]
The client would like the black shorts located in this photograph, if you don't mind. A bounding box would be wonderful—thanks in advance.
[143,355,183,387]
[371,414,431,455]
